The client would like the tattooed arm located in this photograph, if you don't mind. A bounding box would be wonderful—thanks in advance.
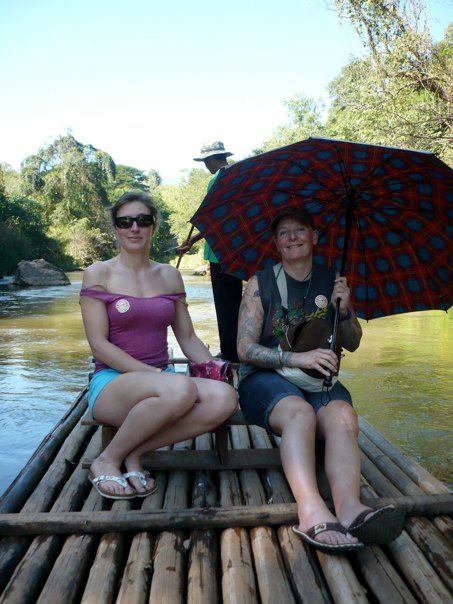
[238,275,340,377]
[237,276,282,367]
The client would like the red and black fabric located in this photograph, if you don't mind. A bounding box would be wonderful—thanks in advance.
[191,137,452,320]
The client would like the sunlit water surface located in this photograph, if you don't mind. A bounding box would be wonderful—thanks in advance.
[0,271,451,495]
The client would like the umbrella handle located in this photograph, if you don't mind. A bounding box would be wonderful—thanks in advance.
[323,298,341,388]
[176,225,195,269]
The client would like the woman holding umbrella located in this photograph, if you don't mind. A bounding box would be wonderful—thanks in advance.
[237,208,404,551]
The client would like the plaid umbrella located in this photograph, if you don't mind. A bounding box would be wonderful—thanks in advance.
[191,137,452,320]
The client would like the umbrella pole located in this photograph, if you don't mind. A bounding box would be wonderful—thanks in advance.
[324,193,355,388]
[176,225,195,269]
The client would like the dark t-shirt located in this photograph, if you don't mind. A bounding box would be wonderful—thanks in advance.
[240,263,336,380]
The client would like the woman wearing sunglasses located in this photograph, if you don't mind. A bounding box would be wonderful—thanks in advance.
[80,191,238,499]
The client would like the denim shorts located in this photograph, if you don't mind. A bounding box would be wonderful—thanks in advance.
[238,369,352,435]
[88,366,175,419]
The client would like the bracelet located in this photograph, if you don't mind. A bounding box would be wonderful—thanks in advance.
[278,349,284,367]
[339,308,352,321]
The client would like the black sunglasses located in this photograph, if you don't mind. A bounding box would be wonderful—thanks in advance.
[114,214,154,229]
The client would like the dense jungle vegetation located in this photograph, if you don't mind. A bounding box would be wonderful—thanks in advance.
[1,1,451,276]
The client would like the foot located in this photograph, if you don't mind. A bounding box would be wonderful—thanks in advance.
[90,456,135,498]
[296,504,359,548]
[337,503,374,530]
[124,455,156,495]
[343,504,405,545]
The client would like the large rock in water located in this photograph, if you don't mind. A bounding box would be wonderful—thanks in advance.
[13,259,70,286]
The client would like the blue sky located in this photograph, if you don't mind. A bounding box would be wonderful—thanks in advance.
[1,0,451,183]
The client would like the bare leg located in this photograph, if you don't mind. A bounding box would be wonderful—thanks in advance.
[91,373,237,495]
[269,396,358,546]
[90,371,199,496]
[316,401,372,526]
[123,378,238,478]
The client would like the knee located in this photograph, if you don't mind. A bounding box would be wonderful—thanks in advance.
[272,398,315,433]
[334,404,359,437]
[208,383,239,424]
[165,376,198,413]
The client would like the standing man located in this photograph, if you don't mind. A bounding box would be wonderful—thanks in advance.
[178,141,242,362]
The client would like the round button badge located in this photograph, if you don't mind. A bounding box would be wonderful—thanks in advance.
[315,294,328,309]
[115,299,130,313]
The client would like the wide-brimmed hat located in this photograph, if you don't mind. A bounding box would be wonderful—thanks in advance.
[194,141,233,162]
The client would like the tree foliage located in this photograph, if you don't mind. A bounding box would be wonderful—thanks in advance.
[329,0,451,160]
[255,1,451,163]
[254,95,325,154]
[160,168,211,252]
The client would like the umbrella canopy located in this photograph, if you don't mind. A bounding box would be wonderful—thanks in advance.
[191,137,452,320]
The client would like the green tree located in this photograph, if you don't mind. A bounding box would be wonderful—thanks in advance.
[160,168,212,253]
[0,193,65,275]
[21,134,116,224]
[254,95,325,153]
[330,0,452,161]
[106,164,149,203]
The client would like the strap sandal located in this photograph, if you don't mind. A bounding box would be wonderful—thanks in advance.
[348,505,405,544]
[123,470,158,498]
[292,522,364,552]
[88,472,136,500]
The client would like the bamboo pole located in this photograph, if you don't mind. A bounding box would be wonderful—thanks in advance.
[115,470,168,604]
[354,546,417,604]
[358,418,451,495]
[316,552,369,603]
[359,417,453,537]
[148,439,192,604]
[1,493,452,536]
[360,484,452,604]
[248,426,331,604]
[229,425,295,604]
[36,487,104,604]
[187,433,219,604]
[0,430,100,604]
[219,429,258,604]
[0,389,88,514]
[360,448,453,590]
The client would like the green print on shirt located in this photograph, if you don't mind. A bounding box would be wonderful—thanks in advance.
[272,302,330,340]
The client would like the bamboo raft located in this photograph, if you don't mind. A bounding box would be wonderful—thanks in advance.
[0,373,452,603]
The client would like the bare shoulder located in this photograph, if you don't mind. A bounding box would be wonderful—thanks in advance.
[154,262,185,292]
[82,261,111,289]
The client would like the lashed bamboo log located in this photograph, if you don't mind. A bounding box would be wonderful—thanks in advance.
[187,433,218,604]
[230,425,295,603]
[358,418,450,495]
[0,431,100,604]
[80,515,128,604]
[359,417,453,537]
[1,493,452,536]
[148,439,192,604]
[360,484,451,604]
[360,448,453,590]
[0,400,92,592]
[36,488,104,604]
[219,429,258,604]
[116,470,168,604]
[354,546,417,604]
[0,389,88,514]
[248,426,331,604]
[316,552,369,603]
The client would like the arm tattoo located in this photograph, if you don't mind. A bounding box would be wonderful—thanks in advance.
[238,277,296,368]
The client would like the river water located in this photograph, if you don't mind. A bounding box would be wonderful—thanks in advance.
[0,271,451,495]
